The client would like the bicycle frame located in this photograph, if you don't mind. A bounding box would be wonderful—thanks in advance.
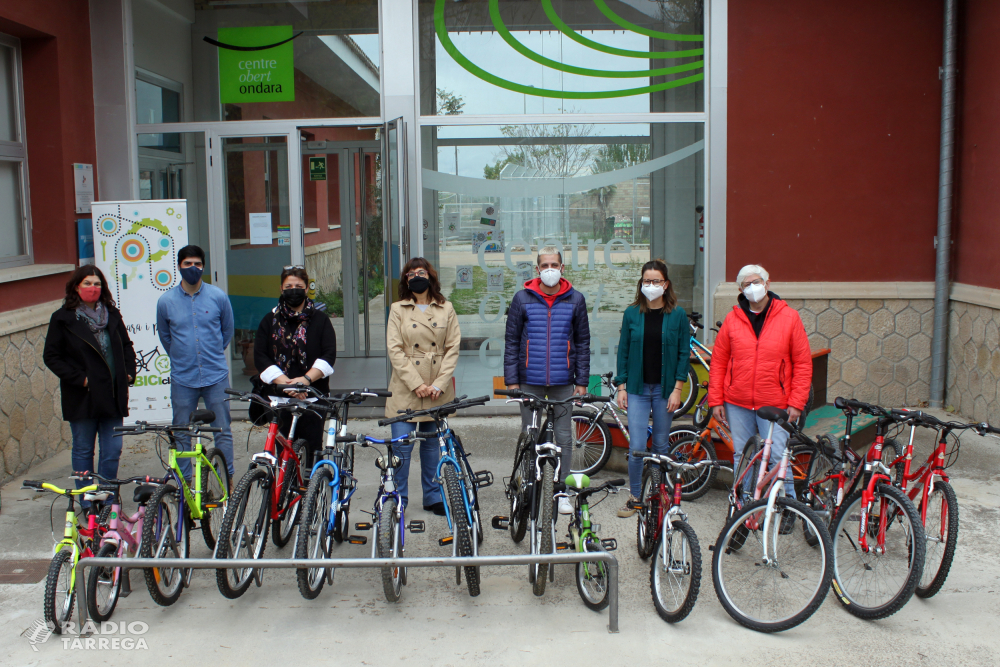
[431,422,477,552]
[166,434,227,521]
[254,410,304,523]
[42,484,100,591]
[896,423,950,525]
[360,434,411,558]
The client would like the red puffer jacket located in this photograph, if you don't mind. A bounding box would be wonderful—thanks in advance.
[707,296,812,411]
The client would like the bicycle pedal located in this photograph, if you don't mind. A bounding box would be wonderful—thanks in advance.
[600,538,618,552]
[556,542,572,551]
[354,522,373,531]
[408,520,425,533]
[438,535,454,546]
[627,500,646,510]
[491,516,509,530]
[346,536,367,545]
[473,470,494,488]
[203,502,221,510]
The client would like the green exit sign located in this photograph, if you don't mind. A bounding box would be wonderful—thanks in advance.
[217,26,296,104]
[309,156,327,181]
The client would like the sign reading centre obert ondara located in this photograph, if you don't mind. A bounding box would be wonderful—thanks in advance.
[217,25,296,104]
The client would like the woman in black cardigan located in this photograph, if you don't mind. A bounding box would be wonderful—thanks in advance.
[253,266,337,468]
[43,265,137,484]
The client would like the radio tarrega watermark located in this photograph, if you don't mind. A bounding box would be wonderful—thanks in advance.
[22,619,149,651]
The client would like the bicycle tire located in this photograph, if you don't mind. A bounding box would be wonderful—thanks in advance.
[454,432,484,546]
[667,434,719,500]
[333,443,354,544]
[86,542,122,622]
[672,365,699,418]
[693,396,711,430]
[570,408,612,476]
[713,496,833,632]
[830,483,925,619]
[44,549,75,634]
[576,538,610,611]
[201,447,231,550]
[880,437,905,485]
[733,436,763,508]
[139,483,189,606]
[532,460,556,596]
[443,464,479,597]
[215,467,271,599]
[916,479,958,598]
[636,465,661,559]
[800,445,836,548]
[650,520,701,623]
[508,433,532,544]
[378,496,404,602]
[272,439,306,548]
[295,465,335,600]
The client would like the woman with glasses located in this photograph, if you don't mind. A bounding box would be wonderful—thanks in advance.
[385,258,461,515]
[254,265,336,470]
[614,259,691,517]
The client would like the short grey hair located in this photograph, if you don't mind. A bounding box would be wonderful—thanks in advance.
[736,264,769,287]
[537,246,563,265]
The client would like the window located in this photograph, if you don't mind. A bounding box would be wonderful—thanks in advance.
[136,69,182,152]
[0,33,31,268]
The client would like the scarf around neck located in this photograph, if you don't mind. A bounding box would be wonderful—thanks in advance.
[76,302,111,356]
[270,299,315,375]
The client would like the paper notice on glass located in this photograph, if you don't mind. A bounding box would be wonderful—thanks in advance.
[455,265,473,290]
[249,212,272,245]
[516,261,533,286]
[486,268,505,292]
[73,164,94,213]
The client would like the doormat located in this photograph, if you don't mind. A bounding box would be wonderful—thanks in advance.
[0,560,50,584]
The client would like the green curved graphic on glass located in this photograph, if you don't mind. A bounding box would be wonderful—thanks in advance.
[593,0,703,41]
[540,0,703,60]
[434,0,703,100]
[490,0,702,79]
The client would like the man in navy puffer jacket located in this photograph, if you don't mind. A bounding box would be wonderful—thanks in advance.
[504,247,590,514]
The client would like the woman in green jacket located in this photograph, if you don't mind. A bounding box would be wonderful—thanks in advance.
[613,259,691,517]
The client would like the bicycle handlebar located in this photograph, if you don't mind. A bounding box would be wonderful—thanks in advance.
[376,395,491,427]
[632,451,728,472]
[496,389,604,405]
[114,422,223,434]
[891,407,997,435]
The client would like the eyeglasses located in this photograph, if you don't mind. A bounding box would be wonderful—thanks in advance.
[283,265,305,271]
[405,270,429,279]
[641,279,666,287]
[740,278,764,290]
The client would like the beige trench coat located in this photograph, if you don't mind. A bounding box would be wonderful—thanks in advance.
[385,298,461,421]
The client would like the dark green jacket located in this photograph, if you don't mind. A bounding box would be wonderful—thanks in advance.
[614,304,691,398]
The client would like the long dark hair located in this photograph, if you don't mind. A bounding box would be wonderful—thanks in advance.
[631,259,677,313]
[64,265,116,310]
[399,257,445,304]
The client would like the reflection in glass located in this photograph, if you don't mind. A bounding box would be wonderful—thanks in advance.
[0,160,24,258]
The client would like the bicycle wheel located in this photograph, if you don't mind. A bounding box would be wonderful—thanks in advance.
[880,437,904,484]
[576,538,610,611]
[295,465,335,600]
[201,446,231,550]
[830,483,925,619]
[667,434,719,500]
[44,549,75,634]
[651,520,701,623]
[86,543,122,622]
[570,408,612,475]
[508,433,532,543]
[443,464,479,597]
[733,436,763,507]
[693,396,711,430]
[713,496,833,632]
[671,364,699,418]
[455,433,484,547]
[215,467,271,599]
[532,460,556,597]
[272,439,306,548]
[800,445,836,547]
[636,465,661,559]
[140,484,190,606]
[333,443,354,544]
[378,497,404,602]
[916,480,959,598]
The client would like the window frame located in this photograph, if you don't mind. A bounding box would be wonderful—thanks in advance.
[0,32,33,269]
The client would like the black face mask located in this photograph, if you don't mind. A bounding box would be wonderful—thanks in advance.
[407,277,430,294]
[282,288,307,307]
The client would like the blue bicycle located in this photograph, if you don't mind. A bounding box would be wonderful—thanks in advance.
[294,387,389,600]
[378,395,494,597]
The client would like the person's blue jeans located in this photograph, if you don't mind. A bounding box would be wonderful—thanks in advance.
[627,384,673,498]
[390,420,442,509]
[171,379,235,478]
[70,417,124,487]
[725,403,795,498]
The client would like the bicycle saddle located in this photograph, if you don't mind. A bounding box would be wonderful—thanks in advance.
[756,406,788,423]
[189,408,216,425]
[564,473,590,489]
[84,490,112,503]
[133,484,157,504]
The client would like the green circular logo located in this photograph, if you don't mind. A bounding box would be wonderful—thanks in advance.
[154,356,171,373]
[110,511,117,520]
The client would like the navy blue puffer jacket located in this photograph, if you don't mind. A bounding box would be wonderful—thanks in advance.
[504,281,591,387]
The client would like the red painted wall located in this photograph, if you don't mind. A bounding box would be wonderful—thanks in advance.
[954,0,1000,290]
[0,1,96,313]
[727,1,943,282]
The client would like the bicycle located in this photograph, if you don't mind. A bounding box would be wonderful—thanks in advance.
[631,452,728,622]
[215,389,312,598]
[684,312,717,426]
[554,474,624,611]
[379,395,493,597]
[494,388,603,596]
[712,407,833,632]
[83,472,168,621]
[294,387,388,600]
[21,477,106,634]
[114,411,231,605]
[790,397,926,619]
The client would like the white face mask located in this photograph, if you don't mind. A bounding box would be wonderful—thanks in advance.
[539,268,561,287]
[641,284,665,302]
[743,282,767,303]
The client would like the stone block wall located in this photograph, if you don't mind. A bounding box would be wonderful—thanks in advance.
[946,300,1000,423]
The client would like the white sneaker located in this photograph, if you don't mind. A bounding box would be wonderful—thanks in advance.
[558,497,573,515]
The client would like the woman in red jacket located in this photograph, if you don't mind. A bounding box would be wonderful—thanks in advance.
[708,265,812,529]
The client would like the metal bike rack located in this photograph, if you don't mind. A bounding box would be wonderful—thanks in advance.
[73,549,620,634]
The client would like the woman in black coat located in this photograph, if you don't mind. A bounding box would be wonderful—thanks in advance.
[253,266,337,468]
[43,266,137,483]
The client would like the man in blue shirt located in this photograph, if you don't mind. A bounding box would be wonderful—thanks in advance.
[156,245,236,480]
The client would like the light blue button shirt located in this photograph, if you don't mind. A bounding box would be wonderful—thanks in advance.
[156,282,234,389]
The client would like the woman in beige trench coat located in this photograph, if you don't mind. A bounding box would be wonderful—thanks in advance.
[385,257,461,515]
